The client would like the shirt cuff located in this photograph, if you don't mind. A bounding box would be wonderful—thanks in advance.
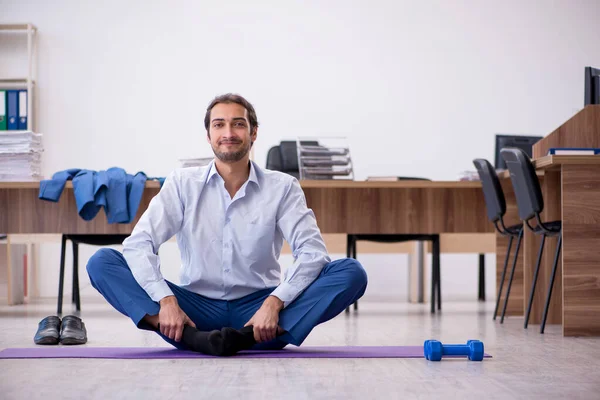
[144,280,174,303]
[270,282,300,308]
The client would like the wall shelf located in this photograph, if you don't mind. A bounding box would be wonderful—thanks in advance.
[0,24,37,132]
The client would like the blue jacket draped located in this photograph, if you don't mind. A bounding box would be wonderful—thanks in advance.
[38,168,150,224]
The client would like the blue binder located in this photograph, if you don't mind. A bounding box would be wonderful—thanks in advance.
[18,90,27,130]
[7,90,19,130]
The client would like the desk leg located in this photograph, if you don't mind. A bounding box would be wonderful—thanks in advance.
[31,243,39,298]
[26,242,38,300]
[562,165,600,336]
[5,235,25,306]
[408,241,426,303]
[6,235,13,305]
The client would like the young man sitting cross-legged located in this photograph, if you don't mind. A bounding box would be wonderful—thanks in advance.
[86,93,368,356]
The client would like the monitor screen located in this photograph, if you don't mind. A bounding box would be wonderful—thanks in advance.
[584,66,600,106]
[494,135,543,170]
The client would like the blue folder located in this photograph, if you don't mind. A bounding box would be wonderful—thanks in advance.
[6,90,19,130]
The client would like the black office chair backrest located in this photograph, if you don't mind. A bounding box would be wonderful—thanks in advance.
[500,147,544,221]
[265,140,319,179]
[266,146,283,172]
[279,141,302,172]
[472,158,506,222]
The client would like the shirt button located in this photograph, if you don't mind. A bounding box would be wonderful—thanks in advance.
[225,269,230,273]
[225,218,231,224]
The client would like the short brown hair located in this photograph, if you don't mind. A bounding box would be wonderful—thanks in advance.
[204,93,259,133]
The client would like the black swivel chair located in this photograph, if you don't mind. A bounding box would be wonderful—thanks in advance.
[266,140,319,179]
[473,159,524,322]
[57,234,130,315]
[500,148,562,334]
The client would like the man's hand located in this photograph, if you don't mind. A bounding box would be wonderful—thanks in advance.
[244,296,284,343]
[158,296,196,342]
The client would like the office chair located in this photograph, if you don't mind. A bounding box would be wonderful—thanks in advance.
[473,158,524,322]
[266,140,319,179]
[57,234,129,315]
[500,148,562,334]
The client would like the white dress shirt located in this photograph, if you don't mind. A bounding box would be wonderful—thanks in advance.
[122,160,331,307]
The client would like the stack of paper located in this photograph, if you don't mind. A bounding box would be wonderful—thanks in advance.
[0,131,43,181]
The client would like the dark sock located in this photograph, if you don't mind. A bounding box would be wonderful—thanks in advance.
[220,325,257,355]
[180,325,257,356]
[181,325,225,356]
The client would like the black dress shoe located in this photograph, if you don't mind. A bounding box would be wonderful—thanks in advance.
[59,315,87,345]
[34,316,61,345]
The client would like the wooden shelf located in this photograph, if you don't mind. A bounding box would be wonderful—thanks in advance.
[0,25,37,132]
[0,78,36,87]
[534,155,600,170]
[0,24,37,32]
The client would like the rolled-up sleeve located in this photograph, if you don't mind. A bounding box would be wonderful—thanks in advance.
[122,170,184,302]
[270,178,331,307]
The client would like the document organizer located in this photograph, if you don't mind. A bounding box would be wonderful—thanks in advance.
[297,137,354,180]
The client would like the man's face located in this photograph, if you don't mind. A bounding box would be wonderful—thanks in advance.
[207,102,256,163]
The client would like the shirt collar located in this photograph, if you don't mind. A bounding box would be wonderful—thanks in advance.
[206,159,260,188]
[248,161,260,188]
[206,160,220,183]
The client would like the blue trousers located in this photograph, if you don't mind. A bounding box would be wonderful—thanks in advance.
[86,248,368,350]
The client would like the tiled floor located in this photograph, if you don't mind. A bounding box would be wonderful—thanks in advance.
[1,295,600,400]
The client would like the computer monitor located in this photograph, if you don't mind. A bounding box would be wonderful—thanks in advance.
[494,134,543,170]
[584,66,600,106]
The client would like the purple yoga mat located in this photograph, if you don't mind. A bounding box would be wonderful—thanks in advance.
[0,346,491,359]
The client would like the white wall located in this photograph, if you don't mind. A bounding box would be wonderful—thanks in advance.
[1,0,599,302]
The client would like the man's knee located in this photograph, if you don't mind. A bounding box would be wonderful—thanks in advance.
[86,248,121,279]
[339,258,368,290]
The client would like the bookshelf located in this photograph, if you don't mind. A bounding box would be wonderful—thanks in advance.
[0,24,39,305]
[0,23,37,132]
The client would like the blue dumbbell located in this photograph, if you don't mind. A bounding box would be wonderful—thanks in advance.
[423,340,484,361]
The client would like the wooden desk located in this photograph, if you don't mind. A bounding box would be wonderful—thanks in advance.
[300,180,491,234]
[0,180,493,305]
[520,156,600,336]
[0,180,491,235]
[497,104,600,337]
[531,106,600,336]
[496,156,600,323]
